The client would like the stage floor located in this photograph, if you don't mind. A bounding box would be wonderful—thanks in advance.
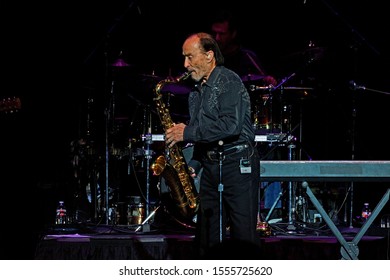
[34,222,390,260]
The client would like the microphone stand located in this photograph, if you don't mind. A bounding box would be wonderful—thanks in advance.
[348,89,357,228]
[217,140,224,243]
[350,81,390,95]
[142,106,153,219]
[319,0,381,229]
[102,45,113,225]
[346,83,390,229]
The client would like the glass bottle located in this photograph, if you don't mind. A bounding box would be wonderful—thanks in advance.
[55,201,67,225]
[361,202,371,222]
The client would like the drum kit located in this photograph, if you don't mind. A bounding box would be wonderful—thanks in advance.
[71,62,199,227]
[72,52,319,228]
[242,73,315,136]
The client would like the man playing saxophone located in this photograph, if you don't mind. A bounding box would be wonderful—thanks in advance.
[165,32,261,258]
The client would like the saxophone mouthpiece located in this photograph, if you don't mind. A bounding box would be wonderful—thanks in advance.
[176,71,193,82]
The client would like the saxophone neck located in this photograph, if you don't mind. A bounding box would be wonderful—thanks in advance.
[175,71,193,82]
[155,71,193,98]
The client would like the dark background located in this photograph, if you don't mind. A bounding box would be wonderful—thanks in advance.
[1,0,389,259]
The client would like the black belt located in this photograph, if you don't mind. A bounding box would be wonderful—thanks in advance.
[206,143,249,161]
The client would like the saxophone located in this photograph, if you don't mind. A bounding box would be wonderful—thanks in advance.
[151,71,199,222]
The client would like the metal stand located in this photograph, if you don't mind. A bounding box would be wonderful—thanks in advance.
[286,142,297,231]
[345,83,390,228]
[303,182,390,260]
[103,79,115,225]
[347,85,357,229]
[102,107,109,224]
[79,1,144,226]
[218,140,224,243]
[135,205,160,232]
[263,138,305,231]
[260,160,390,259]
[263,179,308,226]
[264,191,283,222]
[142,106,153,219]
[144,133,152,219]
[265,136,303,232]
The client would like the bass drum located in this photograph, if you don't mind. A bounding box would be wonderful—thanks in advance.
[252,92,284,133]
[156,144,201,229]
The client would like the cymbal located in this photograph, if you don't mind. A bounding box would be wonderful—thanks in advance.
[283,47,325,60]
[161,83,191,95]
[111,58,131,67]
[250,85,315,100]
[241,74,266,83]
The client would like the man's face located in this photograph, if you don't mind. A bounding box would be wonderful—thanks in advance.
[182,35,212,82]
[211,21,235,52]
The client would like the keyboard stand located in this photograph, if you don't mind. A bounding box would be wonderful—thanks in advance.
[260,160,390,259]
[303,181,389,260]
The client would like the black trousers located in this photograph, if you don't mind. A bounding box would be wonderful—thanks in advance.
[196,144,260,257]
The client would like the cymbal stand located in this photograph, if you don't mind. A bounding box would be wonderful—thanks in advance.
[144,134,152,219]
[286,140,297,232]
[143,106,153,219]
[104,106,110,224]
[269,72,296,129]
[272,79,299,230]
[102,79,116,225]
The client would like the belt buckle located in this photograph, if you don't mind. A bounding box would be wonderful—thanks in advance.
[206,150,224,161]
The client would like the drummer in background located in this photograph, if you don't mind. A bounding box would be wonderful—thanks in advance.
[209,9,277,87]
[210,9,283,221]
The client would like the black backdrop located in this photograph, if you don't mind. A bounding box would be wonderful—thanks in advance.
[1,0,389,259]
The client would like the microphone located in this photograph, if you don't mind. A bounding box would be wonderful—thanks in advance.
[349,80,366,90]
[249,84,273,92]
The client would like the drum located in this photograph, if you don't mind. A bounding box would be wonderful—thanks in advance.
[127,196,145,225]
[252,93,283,133]
[107,204,121,225]
[252,93,272,130]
